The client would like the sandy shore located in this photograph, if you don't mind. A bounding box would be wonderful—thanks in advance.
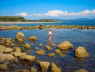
[0,22,58,24]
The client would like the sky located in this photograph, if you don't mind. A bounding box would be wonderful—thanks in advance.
[0,0,95,19]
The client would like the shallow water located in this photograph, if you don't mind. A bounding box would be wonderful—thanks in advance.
[0,24,95,72]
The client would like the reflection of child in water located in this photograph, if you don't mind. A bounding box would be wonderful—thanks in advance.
[48,30,54,46]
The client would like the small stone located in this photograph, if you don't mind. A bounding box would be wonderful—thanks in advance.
[36,50,45,55]
[48,53,55,57]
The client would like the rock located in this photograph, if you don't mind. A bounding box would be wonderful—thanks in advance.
[16,32,24,43]
[58,41,73,50]
[0,53,16,62]
[75,69,88,72]
[19,55,36,62]
[75,46,89,58]
[24,43,31,48]
[51,63,62,72]
[28,36,38,42]
[39,61,50,72]
[55,49,61,54]
[0,64,8,70]
[45,45,52,50]
[0,45,13,53]
[31,67,37,72]
[15,47,22,52]
[16,32,24,39]
[48,53,55,57]
[4,38,13,46]
[36,50,45,55]
[15,69,30,72]
[12,52,26,57]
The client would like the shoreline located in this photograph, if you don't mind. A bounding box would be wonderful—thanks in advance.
[0,22,58,24]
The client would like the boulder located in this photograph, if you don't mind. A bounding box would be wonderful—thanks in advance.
[39,61,50,72]
[0,53,16,62]
[75,46,89,58]
[51,63,62,72]
[16,32,24,39]
[0,45,13,53]
[58,41,73,50]
[19,55,36,62]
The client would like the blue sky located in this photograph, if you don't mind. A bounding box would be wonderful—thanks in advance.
[0,0,95,19]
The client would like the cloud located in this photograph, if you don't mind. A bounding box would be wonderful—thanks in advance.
[31,9,95,17]
[17,12,29,16]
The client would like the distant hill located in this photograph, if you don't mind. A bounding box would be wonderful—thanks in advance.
[0,16,61,22]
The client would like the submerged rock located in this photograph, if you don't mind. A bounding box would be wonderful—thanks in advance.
[75,46,89,58]
[75,69,88,72]
[28,36,38,42]
[36,50,45,55]
[0,64,8,70]
[45,45,52,50]
[23,43,31,48]
[58,41,73,50]
[48,53,56,57]
[31,67,37,72]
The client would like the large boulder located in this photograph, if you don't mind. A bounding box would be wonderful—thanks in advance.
[0,45,13,53]
[75,46,89,58]
[0,53,16,62]
[58,41,73,50]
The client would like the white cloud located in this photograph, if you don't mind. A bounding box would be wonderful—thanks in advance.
[17,9,95,18]
[17,12,29,16]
